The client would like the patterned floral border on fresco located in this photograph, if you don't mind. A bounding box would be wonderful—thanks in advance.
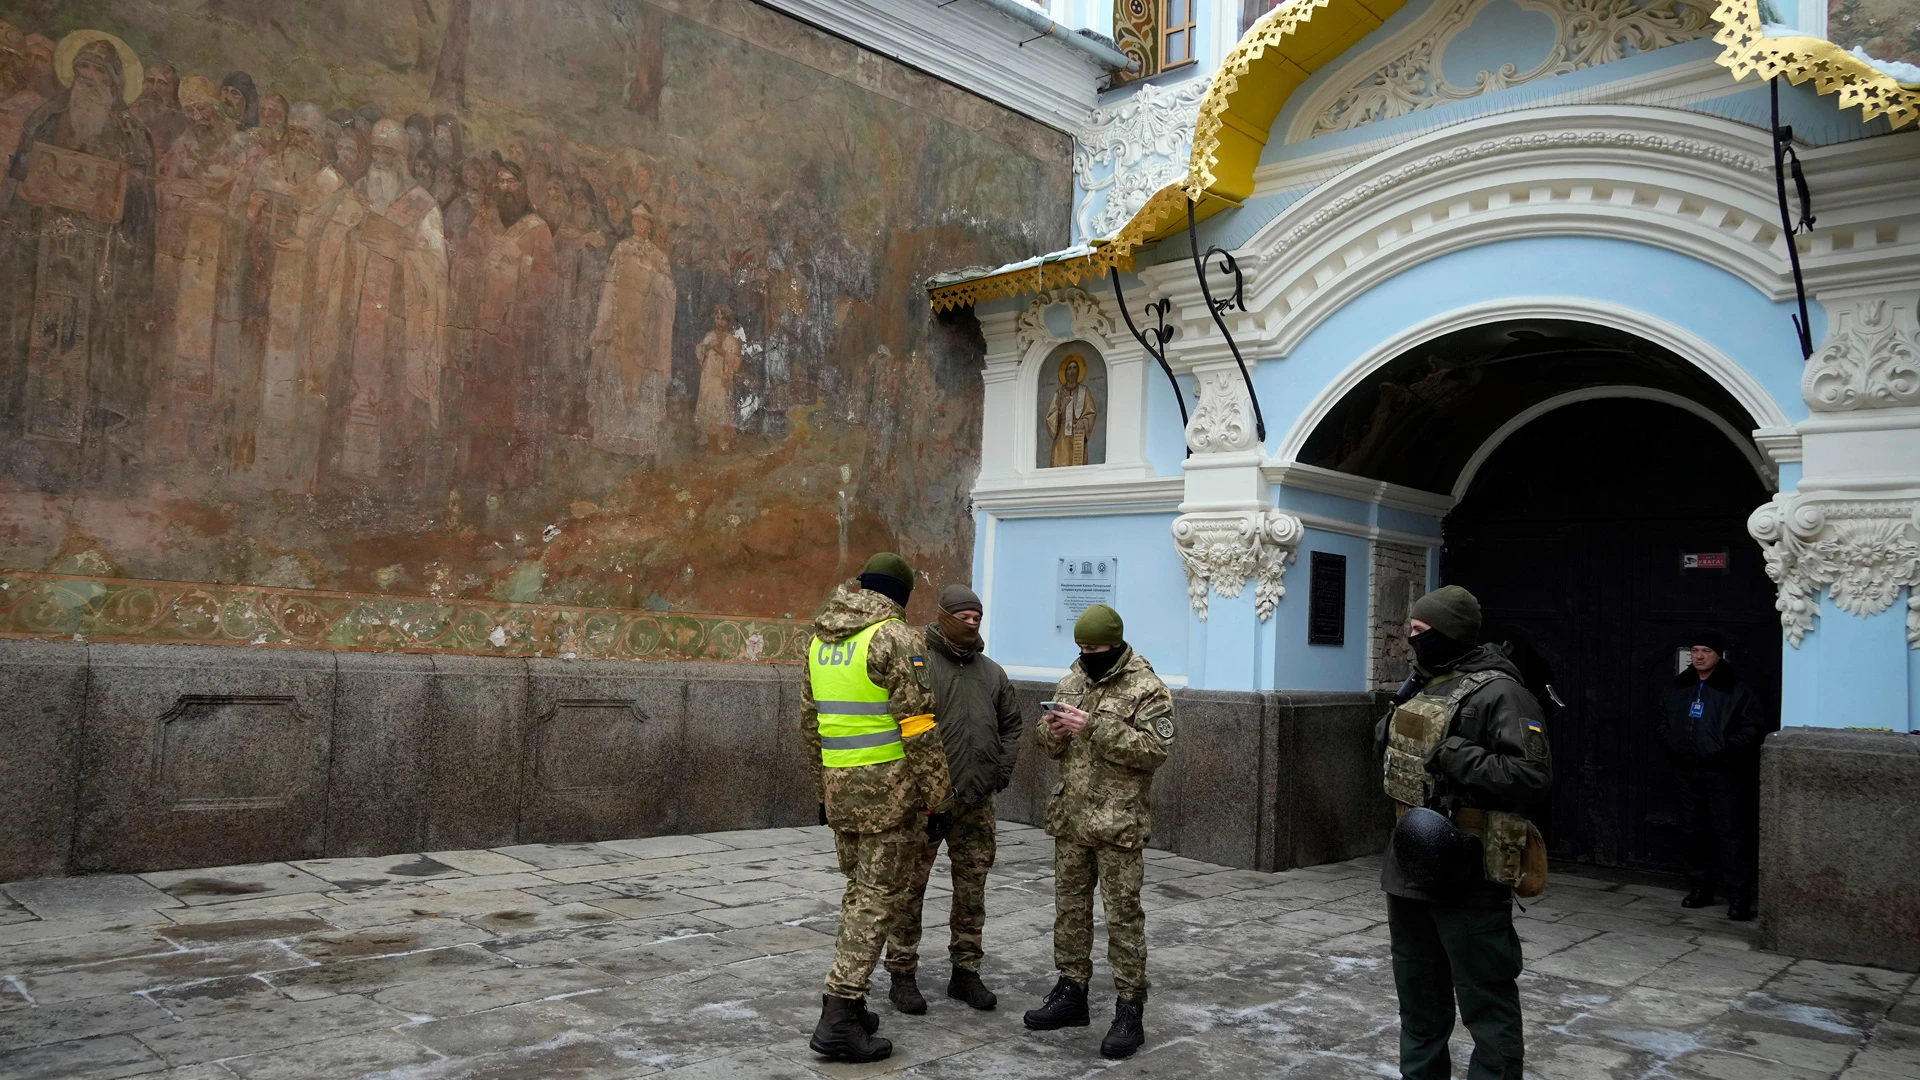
[0,572,812,664]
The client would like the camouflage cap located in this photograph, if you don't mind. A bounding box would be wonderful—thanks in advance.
[1073,603,1123,647]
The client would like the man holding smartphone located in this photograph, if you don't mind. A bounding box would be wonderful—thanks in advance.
[1022,603,1173,1060]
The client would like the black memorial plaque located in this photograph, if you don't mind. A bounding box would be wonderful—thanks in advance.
[1308,551,1346,646]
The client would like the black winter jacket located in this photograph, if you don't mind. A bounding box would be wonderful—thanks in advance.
[1376,643,1553,906]
[923,625,1024,806]
[1656,661,1771,769]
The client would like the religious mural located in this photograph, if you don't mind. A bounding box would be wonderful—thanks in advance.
[0,0,1070,658]
[1036,342,1106,469]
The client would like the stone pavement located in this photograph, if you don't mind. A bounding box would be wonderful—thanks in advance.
[0,824,1915,1080]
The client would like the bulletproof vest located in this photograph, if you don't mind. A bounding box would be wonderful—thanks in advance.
[1382,669,1513,809]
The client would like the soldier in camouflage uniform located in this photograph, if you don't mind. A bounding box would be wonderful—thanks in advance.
[802,553,954,1064]
[1022,603,1173,1060]
[883,584,1022,1014]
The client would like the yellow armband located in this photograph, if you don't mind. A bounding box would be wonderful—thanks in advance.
[900,714,937,739]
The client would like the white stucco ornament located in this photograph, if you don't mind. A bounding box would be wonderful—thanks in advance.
[1074,77,1209,240]
[1802,294,1920,411]
[1186,368,1259,454]
[1171,509,1306,622]
[1013,287,1114,353]
[1302,0,1714,138]
[1748,495,1920,649]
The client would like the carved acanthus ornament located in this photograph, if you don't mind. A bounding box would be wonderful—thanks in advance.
[1802,295,1920,412]
[1186,367,1258,454]
[1307,0,1715,138]
[1074,77,1210,240]
[1013,287,1116,353]
[1172,509,1306,622]
[1748,495,1920,648]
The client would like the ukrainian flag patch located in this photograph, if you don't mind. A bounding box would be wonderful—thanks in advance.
[910,656,926,670]
[1526,720,1543,733]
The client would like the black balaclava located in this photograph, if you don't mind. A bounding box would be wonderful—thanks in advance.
[858,572,911,609]
[1079,643,1127,682]
[1410,627,1473,673]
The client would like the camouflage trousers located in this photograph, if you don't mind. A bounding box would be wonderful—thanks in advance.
[824,821,921,1000]
[884,800,996,975]
[1053,839,1149,1001]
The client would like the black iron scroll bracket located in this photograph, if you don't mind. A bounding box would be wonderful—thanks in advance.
[1770,77,1816,360]
[1110,269,1191,458]
[1186,198,1266,443]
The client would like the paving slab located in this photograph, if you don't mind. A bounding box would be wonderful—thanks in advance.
[139,865,333,908]
[2,877,181,920]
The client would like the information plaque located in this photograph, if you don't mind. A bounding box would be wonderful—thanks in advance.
[1308,551,1347,646]
[1057,556,1118,629]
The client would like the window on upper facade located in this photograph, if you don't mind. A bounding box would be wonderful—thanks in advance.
[1161,0,1196,69]
[1114,0,1197,82]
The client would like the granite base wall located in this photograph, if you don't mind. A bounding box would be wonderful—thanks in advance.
[1760,728,1920,972]
[997,681,1393,873]
[0,640,1392,882]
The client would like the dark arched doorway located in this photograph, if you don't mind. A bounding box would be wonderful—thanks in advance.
[1301,319,1780,873]
[1445,397,1778,872]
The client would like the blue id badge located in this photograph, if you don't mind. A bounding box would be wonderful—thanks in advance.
[1689,701,1704,718]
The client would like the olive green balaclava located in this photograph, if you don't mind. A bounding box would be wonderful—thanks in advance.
[1073,603,1124,647]
[1409,585,1481,643]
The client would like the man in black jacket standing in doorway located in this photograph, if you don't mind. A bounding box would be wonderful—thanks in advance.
[1657,629,1773,921]
[882,585,1021,1014]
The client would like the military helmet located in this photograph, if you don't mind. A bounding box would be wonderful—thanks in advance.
[1391,807,1482,890]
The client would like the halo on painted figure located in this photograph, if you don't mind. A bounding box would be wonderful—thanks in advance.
[53,28,142,103]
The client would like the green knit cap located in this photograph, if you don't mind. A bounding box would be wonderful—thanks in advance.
[1073,603,1124,646]
[1409,585,1481,642]
[861,551,912,585]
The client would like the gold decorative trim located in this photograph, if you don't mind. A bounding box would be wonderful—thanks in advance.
[1710,0,1919,130]
[929,0,1406,311]
[0,572,813,664]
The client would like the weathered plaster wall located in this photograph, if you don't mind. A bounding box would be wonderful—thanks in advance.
[0,0,1071,658]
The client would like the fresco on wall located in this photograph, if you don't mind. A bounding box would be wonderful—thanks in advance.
[1830,0,1920,67]
[0,0,1070,658]
[1035,342,1107,469]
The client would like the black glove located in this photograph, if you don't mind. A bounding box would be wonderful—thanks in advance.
[925,810,953,845]
[817,803,828,828]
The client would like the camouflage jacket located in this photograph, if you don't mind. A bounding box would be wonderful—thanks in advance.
[802,581,952,833]
[1036,646,1173,850]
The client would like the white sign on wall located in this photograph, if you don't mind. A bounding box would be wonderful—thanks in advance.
[1057,556,1118,629]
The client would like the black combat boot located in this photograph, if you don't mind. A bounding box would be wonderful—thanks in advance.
[1022,976,1090,1030]
[888,970,927,1014]
[1727,895,1757,922]
[809,994,892,1062]
[947,967,997,1010]
[1681,887,1714,909]
[1100,996,1145,1059]
[850,995,880,1035]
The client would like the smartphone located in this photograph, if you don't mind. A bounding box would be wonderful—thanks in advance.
[1039,701,1062,713]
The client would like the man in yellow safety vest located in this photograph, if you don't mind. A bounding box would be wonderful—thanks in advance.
[802,552,954,1063]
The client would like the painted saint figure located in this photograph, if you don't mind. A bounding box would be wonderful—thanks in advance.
[0,30,156,489]
[337,118,447,485]
[694,304,744,450]
[1046,353,1097,468]
[455,160,555,490]
[0,21,45,163]
[588,200,675,457]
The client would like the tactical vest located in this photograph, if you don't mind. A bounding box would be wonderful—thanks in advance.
[1382,668,1544,894]
[1383,670,1508,809]
[810,621,904,769]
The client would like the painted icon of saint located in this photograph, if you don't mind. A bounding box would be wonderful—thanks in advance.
[1045,353,1096,468]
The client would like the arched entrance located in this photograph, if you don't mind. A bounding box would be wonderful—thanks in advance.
[1300,318,1781,872]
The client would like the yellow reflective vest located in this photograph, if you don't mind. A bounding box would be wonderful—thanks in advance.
[810,621,907,768]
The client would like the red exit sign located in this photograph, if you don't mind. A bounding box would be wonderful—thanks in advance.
[1681,552,1729,569]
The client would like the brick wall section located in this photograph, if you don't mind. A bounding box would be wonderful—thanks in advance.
[1369,542,1429,692]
